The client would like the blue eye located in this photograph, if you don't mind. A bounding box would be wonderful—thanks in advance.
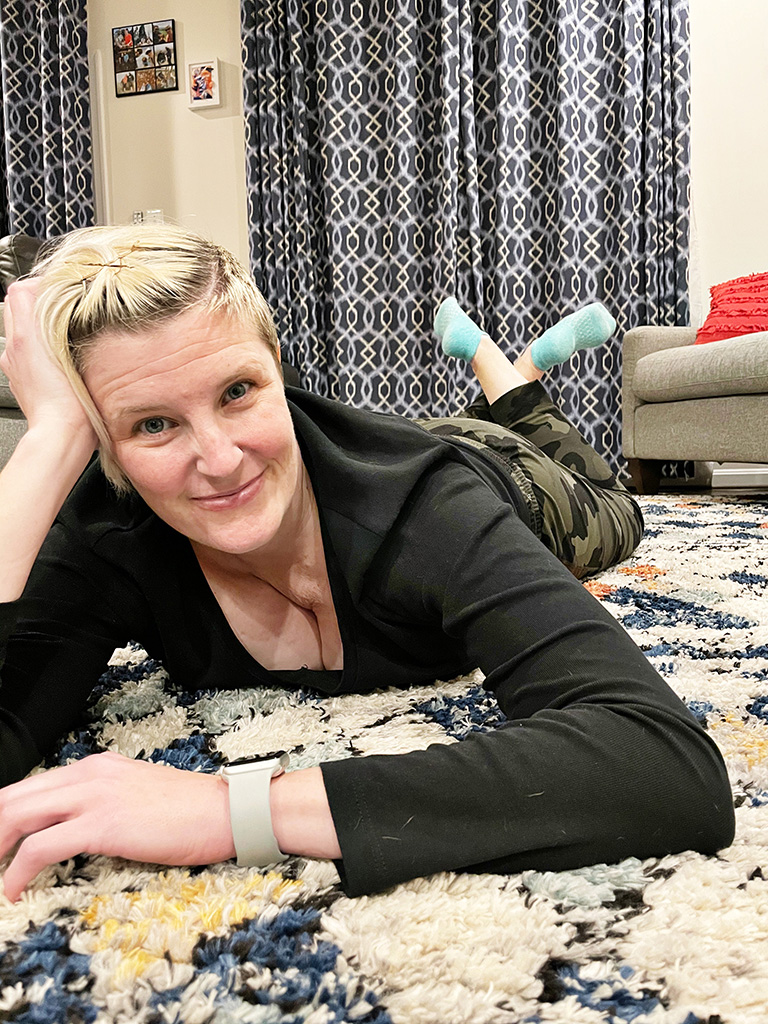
[224,381,250,402]
[139,417,169,435]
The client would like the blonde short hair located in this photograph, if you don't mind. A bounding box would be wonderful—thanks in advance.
[32,223,280,491]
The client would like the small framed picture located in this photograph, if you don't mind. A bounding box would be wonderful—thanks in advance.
[188,59,221,108]
[112,19,178,97]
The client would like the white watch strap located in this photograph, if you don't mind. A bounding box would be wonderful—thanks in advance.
[225,763,288,868]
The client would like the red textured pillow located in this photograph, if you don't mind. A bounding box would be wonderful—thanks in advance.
[696,271,768,344]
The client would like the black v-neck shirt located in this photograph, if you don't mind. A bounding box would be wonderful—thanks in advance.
[0,388,734,895]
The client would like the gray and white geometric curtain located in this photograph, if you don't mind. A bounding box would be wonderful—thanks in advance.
[241,0,689,467]
[0,0,94,238]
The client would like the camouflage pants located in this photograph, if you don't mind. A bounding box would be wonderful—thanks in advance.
[417,381,643,579]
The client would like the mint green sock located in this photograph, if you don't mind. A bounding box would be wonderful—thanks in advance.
[434,298,483,361]
[529,302,617,371]
[434,298,616,368]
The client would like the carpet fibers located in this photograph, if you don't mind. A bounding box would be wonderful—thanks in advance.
[1,493,767,1024]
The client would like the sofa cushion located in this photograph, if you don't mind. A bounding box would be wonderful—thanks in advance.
[696,271,768,344]
[632,394,768,462]
[633,330,768,403]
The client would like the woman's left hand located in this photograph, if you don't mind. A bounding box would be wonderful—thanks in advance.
[0,751,236,901]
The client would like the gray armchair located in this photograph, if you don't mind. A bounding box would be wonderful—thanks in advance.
[622,326,768,493]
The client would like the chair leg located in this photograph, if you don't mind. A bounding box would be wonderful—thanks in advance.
[627,458,662,495]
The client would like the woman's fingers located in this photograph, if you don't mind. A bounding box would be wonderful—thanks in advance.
[0,752,236,901]
[0,788,76,861]
[3,820,88,903]
[2,292,12,343]
[4,279,39,352]
[1,759,83,799]
[0,758,105,867]
[0,755,104,818]
[2,280,96,441]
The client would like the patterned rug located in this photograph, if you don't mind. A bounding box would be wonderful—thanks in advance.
[2,493,767,1024]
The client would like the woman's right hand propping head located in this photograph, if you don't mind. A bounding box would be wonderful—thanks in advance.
[2,278,98,448]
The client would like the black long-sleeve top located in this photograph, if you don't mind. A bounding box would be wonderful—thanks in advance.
[0,388,734,896]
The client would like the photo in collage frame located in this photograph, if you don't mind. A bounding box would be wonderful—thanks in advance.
[113,20,178,96]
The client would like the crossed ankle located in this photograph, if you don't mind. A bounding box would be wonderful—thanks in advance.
[434,298,617,371]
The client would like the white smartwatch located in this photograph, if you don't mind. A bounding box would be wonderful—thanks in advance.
[220,751,290,867]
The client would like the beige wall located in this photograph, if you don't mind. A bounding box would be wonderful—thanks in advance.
[690,0,768,321]
[87,0,249,266]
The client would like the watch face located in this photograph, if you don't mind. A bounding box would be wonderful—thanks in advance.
[224,751,287,769]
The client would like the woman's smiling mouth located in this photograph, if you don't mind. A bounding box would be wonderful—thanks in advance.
[191,473,264,510]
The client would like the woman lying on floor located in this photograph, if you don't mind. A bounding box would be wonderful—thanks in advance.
[0,225,734,902]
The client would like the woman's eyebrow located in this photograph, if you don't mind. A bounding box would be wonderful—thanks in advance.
[113,365,263,420]
[114,402,168,420]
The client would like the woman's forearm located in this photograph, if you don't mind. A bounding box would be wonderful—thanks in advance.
[0,427,96,602]
[0,279,98,602]
[270,765,341,860]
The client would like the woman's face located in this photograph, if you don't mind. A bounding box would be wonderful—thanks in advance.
[82,308,303,559]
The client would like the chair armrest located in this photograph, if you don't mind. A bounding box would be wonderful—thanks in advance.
[623,325,696,360]
[621,326,696,458]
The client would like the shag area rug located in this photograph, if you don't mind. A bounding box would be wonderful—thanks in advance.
[1,493,768,1024]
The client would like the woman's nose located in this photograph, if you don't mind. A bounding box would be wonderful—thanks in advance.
[193,423,244,478]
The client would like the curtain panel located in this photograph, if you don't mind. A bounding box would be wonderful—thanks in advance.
[241,0,690,466]
[0,0,94,238]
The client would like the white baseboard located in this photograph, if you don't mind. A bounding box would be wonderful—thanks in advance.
[710,463,768,488]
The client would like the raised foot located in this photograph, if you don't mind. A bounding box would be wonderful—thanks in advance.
[530,302,617,371]
[434,298,483,362]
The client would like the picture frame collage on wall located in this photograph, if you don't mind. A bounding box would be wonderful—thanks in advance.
[113,20,178,97]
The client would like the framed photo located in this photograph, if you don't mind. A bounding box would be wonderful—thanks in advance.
[112,19,178,97]
[187,59,221,108]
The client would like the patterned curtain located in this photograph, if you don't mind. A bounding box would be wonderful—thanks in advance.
[0,82,8,238]
[0,0,94,238]
[241,0,689,467]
